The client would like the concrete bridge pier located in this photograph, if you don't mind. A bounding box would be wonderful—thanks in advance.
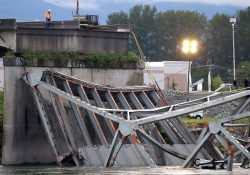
[2,57,144,165]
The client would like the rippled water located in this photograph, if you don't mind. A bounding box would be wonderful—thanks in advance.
[0,164,248,175]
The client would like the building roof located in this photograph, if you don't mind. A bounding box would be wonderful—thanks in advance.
[144,62,164,71]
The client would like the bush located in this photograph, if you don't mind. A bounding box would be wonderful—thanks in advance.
[212,75,225,91]
[22,50,141,69]
[4,49,15,57]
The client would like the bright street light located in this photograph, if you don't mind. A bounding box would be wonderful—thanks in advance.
[191,47,197,53]
[182,39,198,93]
[182,40,197,53]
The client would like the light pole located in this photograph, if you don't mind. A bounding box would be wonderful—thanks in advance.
[182,40,197,93]
[230,18,236,80]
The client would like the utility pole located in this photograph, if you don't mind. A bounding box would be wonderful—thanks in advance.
[76,0,79,15]
[187,60,191,93]
[182,40,197,94]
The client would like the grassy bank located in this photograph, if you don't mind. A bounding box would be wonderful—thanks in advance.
[181,117,217,129]
[0,91,3,157]
[182,117,249,134]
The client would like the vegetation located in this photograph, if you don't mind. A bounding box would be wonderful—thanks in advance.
[22,50,80,60]
[155,123,173,145]
[181,117,217,129]
[171,78,177,90]
[211,75,228,92]
[232,118,249,134]
[20,50,141,69]
[107,6,250,89]
[235,61,250,89]
[4,49,15,57]
[182,117,249,132]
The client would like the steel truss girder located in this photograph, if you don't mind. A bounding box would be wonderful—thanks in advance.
[23,73,82,166]
[77,85,108,145]
[47,74,82,166]
[139,91,182,144]
[105,128,157,168]
[37,78,189,167]
[181,132,212,168]
[91,88,116,136]
[104,91,152,164]
[104,130,124,167]
[22,70,250,170]
[136,129,186,160]
[63,80,93,147]
[182,111,250,171]
[30,87,62,165]
[101,91,250,126]
[117,91,165,144]
[49,75,79,151]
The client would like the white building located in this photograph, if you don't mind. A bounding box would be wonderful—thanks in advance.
[144,61,192,91]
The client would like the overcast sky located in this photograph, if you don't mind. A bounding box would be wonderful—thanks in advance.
[0,0,248,24]
[43,0,249,9]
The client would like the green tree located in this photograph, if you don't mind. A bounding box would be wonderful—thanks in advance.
[211,75,224,91]
[106,11,128,25]
[128,5,157,60]
[192,67,209,90]
[155,10,207,62]
[235,61,250,88]
[235,7,250,63]
[107,5,250,77]
[171,78,177,90]
[200,13,233,80]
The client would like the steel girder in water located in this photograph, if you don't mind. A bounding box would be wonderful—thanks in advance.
[21,70,250,170]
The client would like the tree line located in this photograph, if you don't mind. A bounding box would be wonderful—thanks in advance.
[107,5,250,88]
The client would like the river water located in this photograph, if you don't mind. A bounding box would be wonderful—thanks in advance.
[0,164,248,175]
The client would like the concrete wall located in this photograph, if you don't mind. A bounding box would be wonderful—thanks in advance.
[2,57,143,165]
[0,19,130,54]
[16,27,129,54]
[0,19,16,51]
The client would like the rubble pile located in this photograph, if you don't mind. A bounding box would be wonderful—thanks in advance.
[164,89,240,118]
[164,89,249,163]
[163,89,188,97]
[203,102,237,118]
[163,90,188,105]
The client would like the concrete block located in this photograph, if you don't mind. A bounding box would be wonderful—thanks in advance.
[0,19,16,29]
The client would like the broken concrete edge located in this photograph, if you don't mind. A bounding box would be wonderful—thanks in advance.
[3,57,145,69]
[0,19,16,30]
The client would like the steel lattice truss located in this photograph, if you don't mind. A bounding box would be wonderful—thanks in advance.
[21,70,250,171]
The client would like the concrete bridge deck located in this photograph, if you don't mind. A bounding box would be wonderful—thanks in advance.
[0,19,130,54]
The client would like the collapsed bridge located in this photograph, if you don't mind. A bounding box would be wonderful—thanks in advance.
[21,70,250,171]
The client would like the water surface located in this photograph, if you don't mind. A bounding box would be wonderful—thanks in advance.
[0,164,248,175]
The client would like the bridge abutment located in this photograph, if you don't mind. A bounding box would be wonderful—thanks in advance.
[2,57,144,165]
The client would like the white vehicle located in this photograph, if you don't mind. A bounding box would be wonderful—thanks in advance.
[189,110,203,119]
